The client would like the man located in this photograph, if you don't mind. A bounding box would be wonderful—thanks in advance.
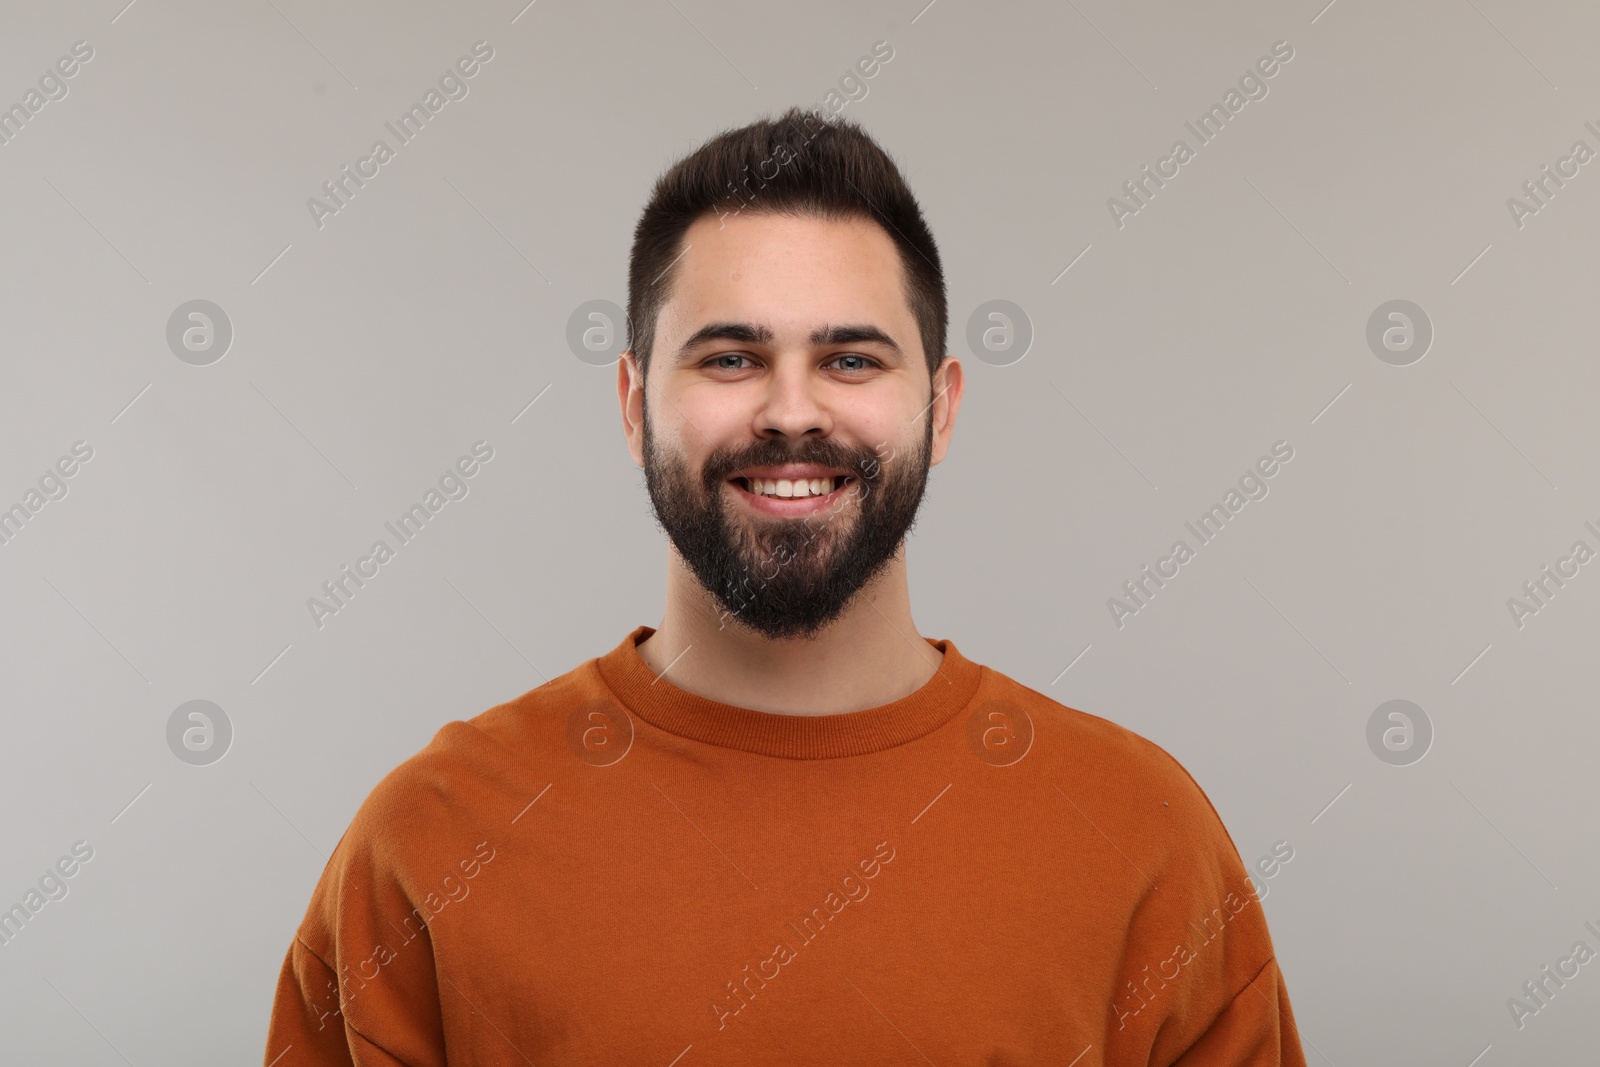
[265,107,1308,1065]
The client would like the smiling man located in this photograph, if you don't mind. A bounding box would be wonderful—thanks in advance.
[265,108,1308,1066]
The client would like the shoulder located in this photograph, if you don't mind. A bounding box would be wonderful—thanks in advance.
[975,665,1212,799]
[971,664,1244,862]
[330,659,604,882]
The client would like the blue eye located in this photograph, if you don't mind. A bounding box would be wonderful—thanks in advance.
[831,354,878,373]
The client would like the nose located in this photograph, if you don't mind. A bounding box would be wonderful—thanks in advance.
[752,358,832,441]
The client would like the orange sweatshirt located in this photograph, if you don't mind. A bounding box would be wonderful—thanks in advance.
[265,626,1307,1066]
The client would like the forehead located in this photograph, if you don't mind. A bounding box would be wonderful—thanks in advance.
[657,212,913,338]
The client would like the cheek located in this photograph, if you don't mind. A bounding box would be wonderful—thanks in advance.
[673,380,753,437]
[645,398,704,458]
[861,404,925,463]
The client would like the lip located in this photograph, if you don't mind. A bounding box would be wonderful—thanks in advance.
[727,474,856,517]
[729,463,852,481]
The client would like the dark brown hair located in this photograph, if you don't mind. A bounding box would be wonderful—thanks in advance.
[626,106,946,383]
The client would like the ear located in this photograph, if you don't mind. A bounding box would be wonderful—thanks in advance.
[618,351,646,469]
[927,355,965,467]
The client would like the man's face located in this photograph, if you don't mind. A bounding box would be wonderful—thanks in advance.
[621,211,958,641]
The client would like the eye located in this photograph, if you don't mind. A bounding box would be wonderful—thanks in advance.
[703,353,754,371]
[828,353,880,374]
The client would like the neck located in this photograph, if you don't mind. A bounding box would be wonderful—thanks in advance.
[635,547,941,716]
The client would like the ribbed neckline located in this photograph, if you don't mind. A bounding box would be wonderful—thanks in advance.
[594,625,982,759]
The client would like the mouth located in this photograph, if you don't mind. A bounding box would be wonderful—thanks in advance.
[726,472,857,516]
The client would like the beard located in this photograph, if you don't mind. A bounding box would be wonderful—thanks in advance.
[641,404,934,641]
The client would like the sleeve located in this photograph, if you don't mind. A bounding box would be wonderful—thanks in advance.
[1164,956,1309,1067]
[261,770,451,1066]
[262,895,447,1066]
[1094,731,1311,1067]
[263,936,409,1066]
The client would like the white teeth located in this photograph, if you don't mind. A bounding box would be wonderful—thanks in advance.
[745,476,837,498]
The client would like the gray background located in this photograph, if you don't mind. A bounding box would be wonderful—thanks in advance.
[1,0,1596,1062]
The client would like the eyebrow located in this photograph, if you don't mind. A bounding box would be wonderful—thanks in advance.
[810,323,901,352]
[675,322,902,362]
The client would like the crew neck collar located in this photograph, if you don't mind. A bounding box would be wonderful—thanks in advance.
[594,625,982,759]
